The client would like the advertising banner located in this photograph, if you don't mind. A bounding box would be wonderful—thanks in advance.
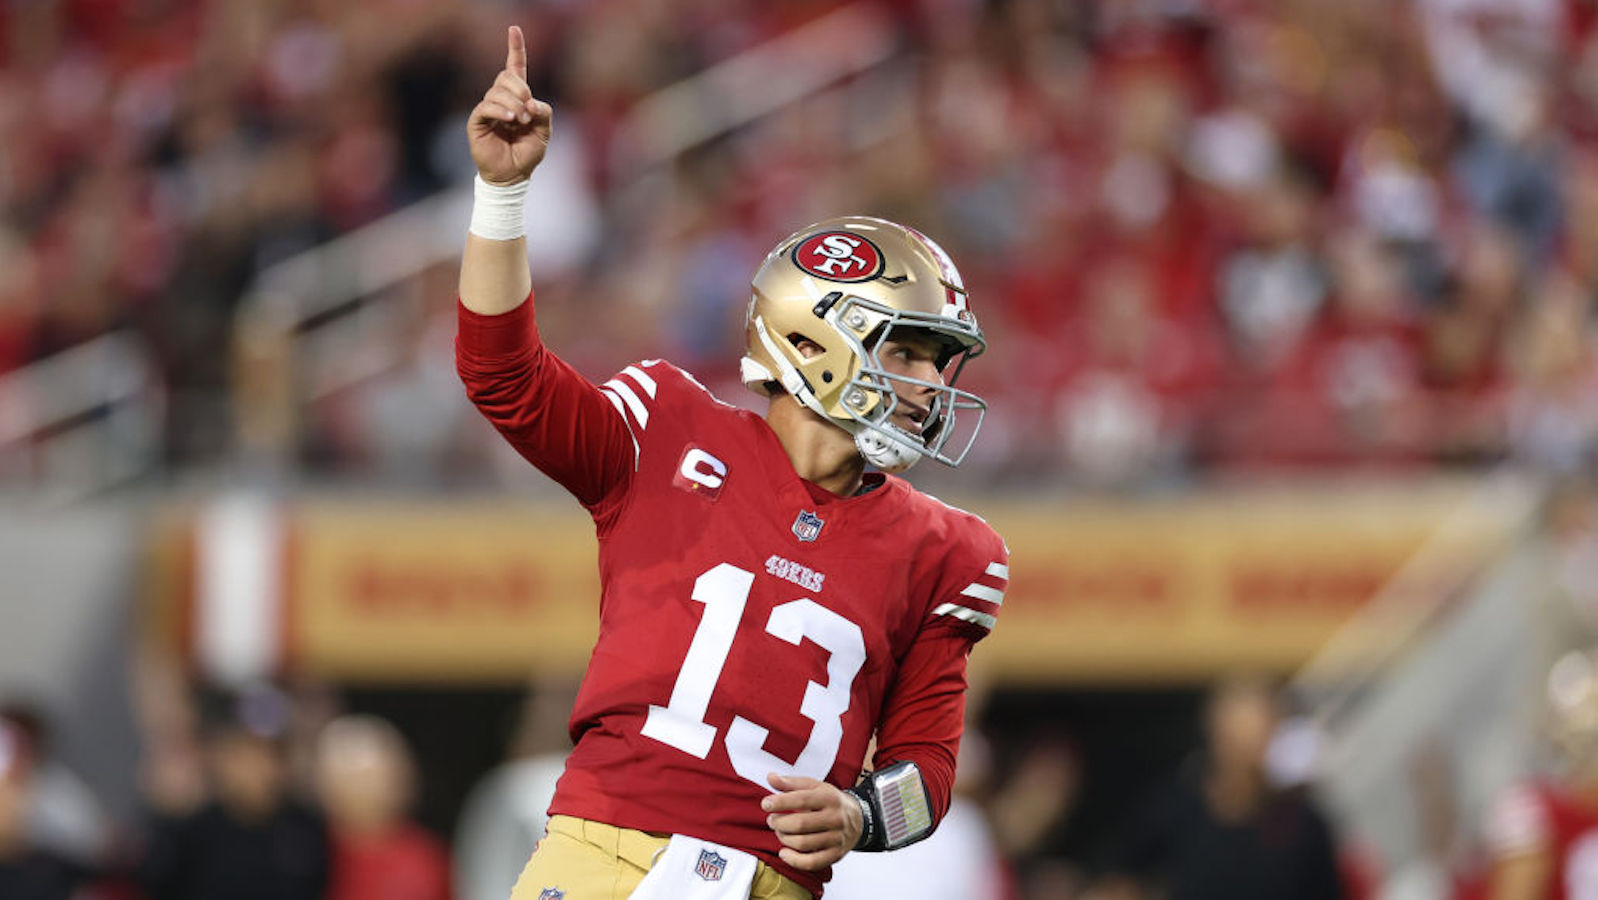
[165,483,1511,684]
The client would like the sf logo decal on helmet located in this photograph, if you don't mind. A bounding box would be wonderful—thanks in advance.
[793,232,885,282]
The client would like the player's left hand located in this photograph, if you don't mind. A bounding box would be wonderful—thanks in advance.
[761,772,863,871]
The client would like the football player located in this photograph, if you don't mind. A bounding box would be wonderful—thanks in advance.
[1486,648,1598,900]
[457,25,1008,900]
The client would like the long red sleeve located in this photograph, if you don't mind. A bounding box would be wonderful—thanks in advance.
[870,627,973,824]
[872,520,1005,827]
[455,293,634,516]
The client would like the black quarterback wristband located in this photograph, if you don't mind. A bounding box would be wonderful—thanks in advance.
[847,760,935,852]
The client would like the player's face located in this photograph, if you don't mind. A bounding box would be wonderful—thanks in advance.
[209,730,288,817]
[315,728,412,833]
[1206,681,1278,772]
[878,330,945,437]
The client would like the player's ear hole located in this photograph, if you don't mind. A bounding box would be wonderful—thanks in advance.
[787,333,825,360]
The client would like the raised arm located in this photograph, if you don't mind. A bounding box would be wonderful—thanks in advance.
[455,26,633,515]
[460,25,551,315]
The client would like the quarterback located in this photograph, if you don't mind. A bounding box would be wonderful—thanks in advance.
[457,26,1008,900]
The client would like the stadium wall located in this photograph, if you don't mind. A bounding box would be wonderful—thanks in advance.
[0,505,144,817]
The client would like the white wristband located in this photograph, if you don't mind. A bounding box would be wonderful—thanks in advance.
[469,174,529,241]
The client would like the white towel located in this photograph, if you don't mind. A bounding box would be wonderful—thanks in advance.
[626,834,758,900]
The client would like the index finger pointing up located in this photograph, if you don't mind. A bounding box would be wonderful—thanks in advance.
[506,25,527,80]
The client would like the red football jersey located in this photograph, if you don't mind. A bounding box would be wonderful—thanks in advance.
[1487,780,1598,899]
[456,295,1007,897]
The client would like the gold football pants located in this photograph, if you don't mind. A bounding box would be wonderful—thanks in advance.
[510,815,813,900]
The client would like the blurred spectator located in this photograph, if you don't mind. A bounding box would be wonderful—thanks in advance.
[1052,257,1219,487]
[6,0,1598,488]
[0,719,91,900]
[316,715,450,900]
[0,701,110,871]
[1419,223,1521,465]
[987,731,1087,899]
[1090,675,1345,900]
[453,683,575,900]
[311,264,495,484]
[1380,742,1483,900]
[1506,276,1598,475]
[1216,161,1329,381]
[136,685,328,900]
[828,731,1010,900]
[1547,477,1598,639]
[1276,228,1427,464]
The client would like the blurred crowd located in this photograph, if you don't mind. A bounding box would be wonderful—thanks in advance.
[0,675,1346,900]
[0,671,1536,900]
[0,688,455,900]
[4,0,1598,487]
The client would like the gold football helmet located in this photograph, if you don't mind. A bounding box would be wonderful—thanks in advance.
[740,216,987,473]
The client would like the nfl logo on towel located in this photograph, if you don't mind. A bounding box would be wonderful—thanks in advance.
[792,510,824,542]
[538,890,565,900]
[695,849,728,882]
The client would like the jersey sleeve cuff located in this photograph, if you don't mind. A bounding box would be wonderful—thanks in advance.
[457,291,535,358]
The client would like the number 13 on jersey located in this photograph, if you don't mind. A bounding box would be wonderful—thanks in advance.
[640,563,866,788]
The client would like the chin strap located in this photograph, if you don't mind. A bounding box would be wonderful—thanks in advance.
[855,429,921,474]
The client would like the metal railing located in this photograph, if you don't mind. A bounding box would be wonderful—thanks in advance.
[0,331,162,501]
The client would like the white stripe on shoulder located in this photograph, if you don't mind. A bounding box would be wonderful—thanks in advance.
[923,492,1000,531]
[960,583,1005,606]
[598,388,641,466]
[602,378,650,430]
[598,387,627,420]
[932,602,996,631]
[619,365,658,399]
[674,365,740,409]
[986,562,1010,580]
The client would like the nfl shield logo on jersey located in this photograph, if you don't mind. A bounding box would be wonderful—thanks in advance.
[695,849,728,881]
[538,889,565,900]
[792,510,824,542]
